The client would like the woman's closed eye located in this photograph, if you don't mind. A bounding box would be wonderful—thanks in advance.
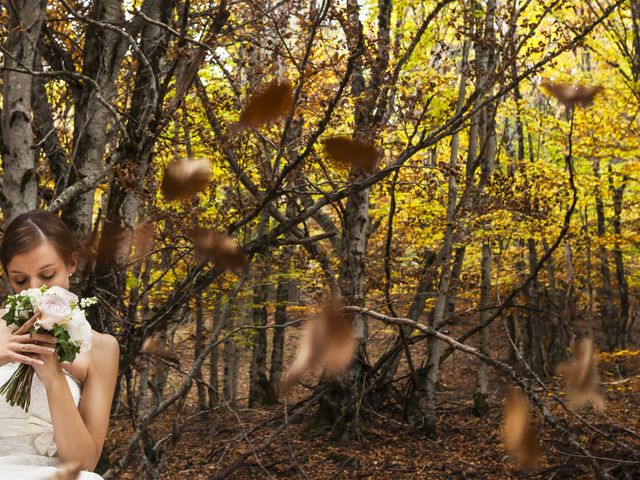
[16,273,55,285]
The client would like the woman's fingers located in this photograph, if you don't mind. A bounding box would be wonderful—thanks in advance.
[12,342,56,355]
[13,332,57,345]
[13,311,41,336]
[13,353,45,367]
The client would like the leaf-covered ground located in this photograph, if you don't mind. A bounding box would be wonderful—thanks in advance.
[103,317,640,479]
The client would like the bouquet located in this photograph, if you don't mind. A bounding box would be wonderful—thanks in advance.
[1,285,97,411]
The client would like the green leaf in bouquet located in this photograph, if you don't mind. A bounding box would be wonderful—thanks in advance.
[2,305,16,324]
[51,324,81,363]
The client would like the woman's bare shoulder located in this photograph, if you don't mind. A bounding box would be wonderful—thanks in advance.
[89,331,120,365]
[92,331,119,351]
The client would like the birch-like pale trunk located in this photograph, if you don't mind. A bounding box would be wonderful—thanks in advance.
[474,239,492,415]
[314,0,390,439]
[0,0,45,223]
[472,0,498,407]
[404,34,470,430]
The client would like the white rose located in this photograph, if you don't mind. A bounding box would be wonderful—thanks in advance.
[34,294,72,330]
[24,287,44,299]
[19,287,44,313]
[43,286,79,306]
[64,309,93,353]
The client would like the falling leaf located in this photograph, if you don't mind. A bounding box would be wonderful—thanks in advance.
[141,335,179,364]
[503,387,541,468]
[279,297,357,398]
[48,462,81,480]
[322,136,380,172]
[238,80,294,128]
[160,158,211,201]
[557,337,605,412]
[539,79,603,108]
[188,226,248,271]
[132,220,156,261]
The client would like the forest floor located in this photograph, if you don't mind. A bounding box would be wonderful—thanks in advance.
[103,313,640,479]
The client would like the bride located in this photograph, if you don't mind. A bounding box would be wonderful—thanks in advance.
[0,210,119,479]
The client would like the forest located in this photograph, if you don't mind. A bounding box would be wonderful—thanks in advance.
[1,0,640,478]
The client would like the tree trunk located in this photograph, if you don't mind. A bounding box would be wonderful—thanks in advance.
[209,298,221,408]
[406,30,472,437]
[473,49,497,415]
[62,0,127,244]
[93,0,173,331]
[593,159,617,350]
[195,296,207,410]
[269,244,293,396]
[222,299,239,406]
[527,239,545,376]
[473,239,491,416]
[609,167,629,347]
[249,251,273,406]
[0,0,45,222]
[315,0,380,440]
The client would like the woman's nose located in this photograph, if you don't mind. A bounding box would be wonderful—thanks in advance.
[29,279,45,290]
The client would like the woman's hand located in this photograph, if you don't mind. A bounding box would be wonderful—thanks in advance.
[31,338,65,389]
[0,311,58,368]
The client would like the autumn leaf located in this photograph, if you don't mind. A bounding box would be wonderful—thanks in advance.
[160,158,212,201]
[238,80,294,128]
[279,296,357,399]
[141,335,179,364]
[556,337,605,412]
[502,387,541,468]
[132,220,156,261]
[188,226,248,271]
[322,136,380,172]
[539,79,603,108]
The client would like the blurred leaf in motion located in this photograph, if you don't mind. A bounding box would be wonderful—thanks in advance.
[141,335,179,364]
[279,296,357,399]
[160,158,211,201]
[132,220,156,261]
[557,337,605,412]
[539,80,603,108]
[502,387,541,468]
[189,226,248,271]
[238,80,294,128]
[322,136,380,172]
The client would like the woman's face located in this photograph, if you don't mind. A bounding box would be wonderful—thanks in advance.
[5,240,78,293]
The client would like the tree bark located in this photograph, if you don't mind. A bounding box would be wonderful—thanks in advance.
[62,0,127,243]
[249,214,273,406]
[93,0,173,331]
[0,0,46,223]
[609,166,629,347]
[593,159,617,350]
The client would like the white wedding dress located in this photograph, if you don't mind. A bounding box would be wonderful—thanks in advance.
[0,362,103,479]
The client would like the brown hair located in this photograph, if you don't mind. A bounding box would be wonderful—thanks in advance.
[0,210,79,271]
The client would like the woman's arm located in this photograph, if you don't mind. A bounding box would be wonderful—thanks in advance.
[43,334,119,471]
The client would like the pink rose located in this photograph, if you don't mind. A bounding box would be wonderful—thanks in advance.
[34,294,72,330]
